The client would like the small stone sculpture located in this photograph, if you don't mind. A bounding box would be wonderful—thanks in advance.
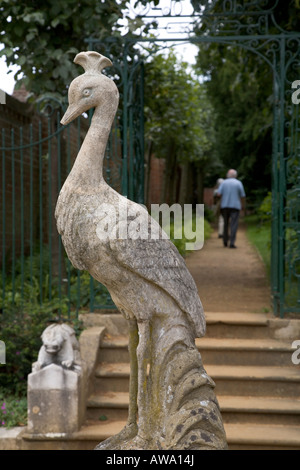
[28,323,84,434]
[56,51,227,450]
[32,323,81,373]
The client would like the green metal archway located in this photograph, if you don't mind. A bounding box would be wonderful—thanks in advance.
[87,0,300,317]
[1,1,299,318]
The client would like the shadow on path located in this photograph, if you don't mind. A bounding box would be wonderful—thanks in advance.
[186,223,271,314]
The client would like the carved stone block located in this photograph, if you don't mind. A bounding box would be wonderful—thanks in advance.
[27,364,84,434]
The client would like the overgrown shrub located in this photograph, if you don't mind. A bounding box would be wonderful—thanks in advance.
[168,214,212,257]
[0,294,82,397]
[257,191,272,222]
[0,246,86,397]
[0,387,27,428]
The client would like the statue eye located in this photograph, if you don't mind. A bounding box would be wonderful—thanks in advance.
[83,88,91,97]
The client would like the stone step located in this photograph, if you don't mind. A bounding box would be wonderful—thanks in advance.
[86,390,300,426]
[18,411,300,450]
[82,311,299,341]
[86,391,129,422]
[93,363,129,393]
[92,362,300,397]
[204,312,271,339]
[99,335,294,367]
[88,391,129,409]
[19,421,125,451]
[99,335,129,363]
[84,314,300,450]
[208,364,300,397]
[196,337,293,366]
[225,423,300,450]
[219,395,300,425]
[73,419,300,450]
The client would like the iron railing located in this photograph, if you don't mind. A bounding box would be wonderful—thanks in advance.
[0,103,122,318]
[1,47,145,319]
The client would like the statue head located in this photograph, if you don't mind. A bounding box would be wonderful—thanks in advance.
[41,325,65,355]
[61,51,119,126]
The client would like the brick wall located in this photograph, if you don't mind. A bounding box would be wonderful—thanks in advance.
[147,154,165,205]
[0,90,84,267]
[203,187,215,208]
[1,92,41,267]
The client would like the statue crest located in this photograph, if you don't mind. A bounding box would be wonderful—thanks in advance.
[74,51,112,75]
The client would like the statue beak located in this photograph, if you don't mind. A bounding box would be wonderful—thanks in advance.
[61,104,80,126]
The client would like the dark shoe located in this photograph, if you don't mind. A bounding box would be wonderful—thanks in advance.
[223,242,228,247]
[229,244,237,248]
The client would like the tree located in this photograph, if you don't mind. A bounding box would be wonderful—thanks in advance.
[144,50,219,205]
[0,1,154,285]
[195,43,273,201]
[192,1,300,203]
[0,0,154,100]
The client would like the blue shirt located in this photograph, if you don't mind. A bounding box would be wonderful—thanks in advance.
[218,178,246,210]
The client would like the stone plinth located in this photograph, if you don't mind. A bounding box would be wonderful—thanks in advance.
[27,364,84,434]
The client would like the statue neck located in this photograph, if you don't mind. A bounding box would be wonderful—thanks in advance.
[67,99,117,189]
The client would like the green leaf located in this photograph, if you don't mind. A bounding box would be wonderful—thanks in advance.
[0,0,156,100]
[0,47,14,58]
[25,32,36,42]
[14,25,24,37]
[23,12,45,25]
[51,18,60,28]
[98,415,108,421]
[18,56,26,66]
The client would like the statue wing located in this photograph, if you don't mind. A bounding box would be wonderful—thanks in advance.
[109,217,205,338]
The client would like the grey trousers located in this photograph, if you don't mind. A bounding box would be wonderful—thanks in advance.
[221,208,240,247]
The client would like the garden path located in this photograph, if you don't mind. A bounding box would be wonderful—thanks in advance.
[186,222,272,314]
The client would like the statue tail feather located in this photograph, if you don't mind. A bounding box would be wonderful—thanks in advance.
[149,334,228,450]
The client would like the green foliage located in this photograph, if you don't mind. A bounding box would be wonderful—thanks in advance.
[68,269,111,310]
[144,50,220,205]
[0,245,112,396]
[0,388,27,428]
[1,244,112,313]
[193,2,300,199]
[2,246,69,314]
[245,215,271,278]
[246,192,299,309]
[257,192,272,223]
[0,0,154,100]
[195,41,273,200]
[0,248,74,397]
[204,206,216,224]
[0,241,118,397]
[0,298,83,396]
[167,214,213,258]
[0,241,113,400]
[144,51,217,168]
[0,303,58,396]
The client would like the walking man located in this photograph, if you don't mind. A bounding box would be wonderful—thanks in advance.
[217,169,246,248]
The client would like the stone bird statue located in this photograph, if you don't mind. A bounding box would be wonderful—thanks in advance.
[56,51,227,450]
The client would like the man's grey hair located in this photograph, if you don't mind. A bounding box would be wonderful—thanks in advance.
[227,169,238,178]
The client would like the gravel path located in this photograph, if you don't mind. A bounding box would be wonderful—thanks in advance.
[186,223,271,314]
